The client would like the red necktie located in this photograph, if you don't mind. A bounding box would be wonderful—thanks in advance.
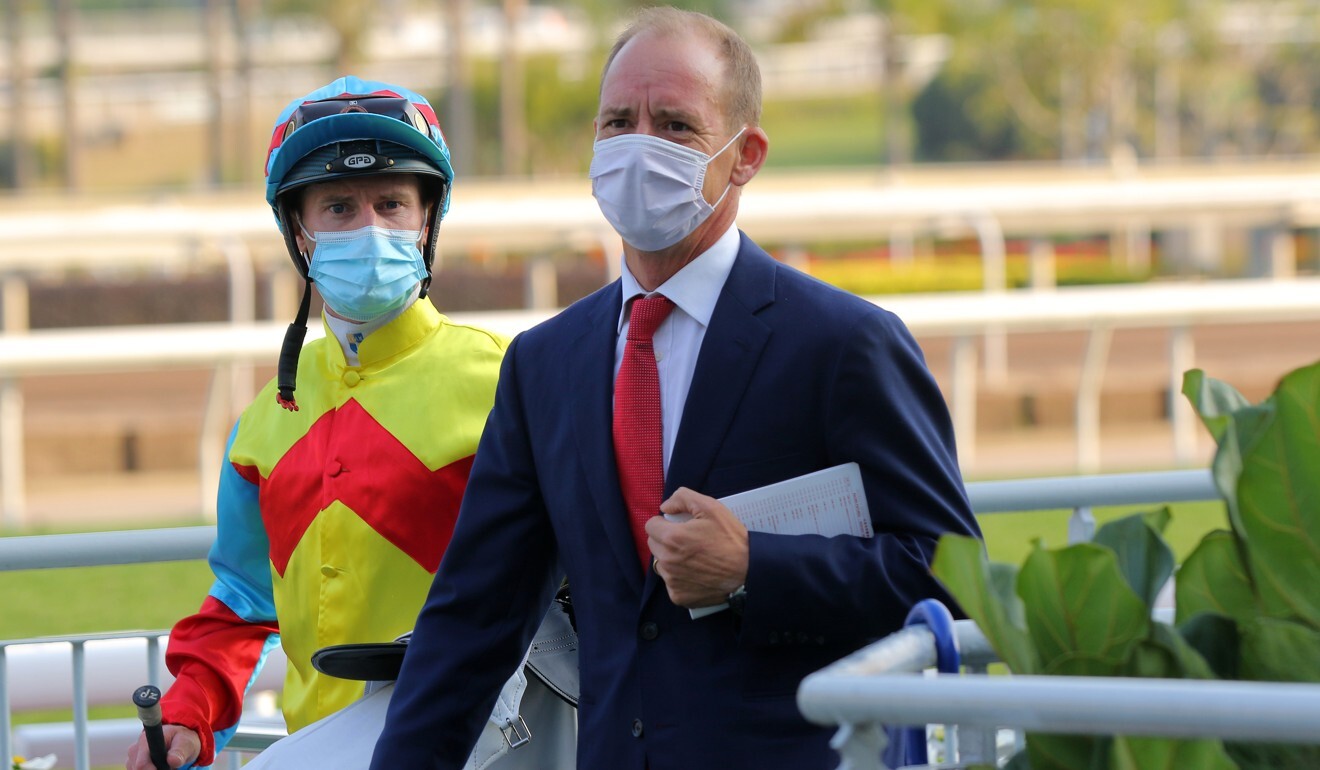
[614,295,675,571]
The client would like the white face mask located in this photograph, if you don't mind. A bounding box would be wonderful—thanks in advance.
[589,127,746,252]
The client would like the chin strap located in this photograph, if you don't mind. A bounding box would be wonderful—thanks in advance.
[276,279,313,411]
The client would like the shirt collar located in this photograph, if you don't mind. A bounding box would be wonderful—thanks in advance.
[617,224,740,333]
[321,295,438,367]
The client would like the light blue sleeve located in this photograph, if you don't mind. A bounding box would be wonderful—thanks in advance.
[184,421,282,767]
[206,420,278,624]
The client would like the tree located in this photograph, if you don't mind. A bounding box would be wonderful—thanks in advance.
[884,0,1222,162]
[268,0,374,74]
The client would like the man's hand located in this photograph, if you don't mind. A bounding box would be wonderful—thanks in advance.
[647,487,749,608]
[125,725,201,770]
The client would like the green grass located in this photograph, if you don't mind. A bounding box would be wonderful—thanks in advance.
[2,518,216,639]
[761,95,886,169]
[1,560,215,639]
[978,500,1229,566]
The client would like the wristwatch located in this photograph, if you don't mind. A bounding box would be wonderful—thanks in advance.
[726,584,747,615]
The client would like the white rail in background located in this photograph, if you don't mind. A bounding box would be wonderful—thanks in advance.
[1,277,1310,527]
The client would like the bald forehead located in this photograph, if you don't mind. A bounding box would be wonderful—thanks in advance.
[614,27,725,72]
[599,30,730,123]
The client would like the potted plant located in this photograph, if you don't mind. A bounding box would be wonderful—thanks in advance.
[932,360,1320,769]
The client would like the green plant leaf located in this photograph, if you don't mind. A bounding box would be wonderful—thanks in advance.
[1046,652,1129,677]
[1183,369,1274,539]
[1028,734,1110,770]
[1018,543,1150,670]
[1048,623,1214,680]
[1110,735,1238,770]
[1093,510,1176,608]
[1178,613,1240,680]
[1182,369,1251,442]
[1138,507,1172,536]
[1233,362,1320,629]
[1124,622,1215,680]
[990,560,1027,628]
[1225,740,1320,770]
[1238,617,1320,683]
[1174,530,1256,625]
[932,534,1039,673]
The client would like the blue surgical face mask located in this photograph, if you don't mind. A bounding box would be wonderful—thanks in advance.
[303,224,428,322]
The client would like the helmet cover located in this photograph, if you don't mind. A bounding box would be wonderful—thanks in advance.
[264,76,454,221]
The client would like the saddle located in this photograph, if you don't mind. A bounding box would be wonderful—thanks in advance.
[242,596,579,770]
[311,592,580,706]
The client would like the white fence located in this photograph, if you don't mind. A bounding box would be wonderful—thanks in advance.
[3,277,1319,527]
[4,161,1320,528]
[0,468,1221,770]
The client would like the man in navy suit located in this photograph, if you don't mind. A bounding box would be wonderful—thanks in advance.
[370,7,981,769]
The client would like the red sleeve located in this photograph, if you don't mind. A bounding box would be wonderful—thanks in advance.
[160,596,280,767]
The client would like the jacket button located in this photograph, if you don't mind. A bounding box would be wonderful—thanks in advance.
[320,565,337,577]
[343,370,361,387]
[640,621,659,641]
[631,719,644,738]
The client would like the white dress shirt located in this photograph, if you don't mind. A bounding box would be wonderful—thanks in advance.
[614,225,740,474]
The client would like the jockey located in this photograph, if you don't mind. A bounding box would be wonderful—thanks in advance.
[125,75,508,770]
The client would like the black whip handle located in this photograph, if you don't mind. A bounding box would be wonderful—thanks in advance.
[132,684,171,770]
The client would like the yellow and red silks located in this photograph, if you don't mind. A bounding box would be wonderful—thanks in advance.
[161,301,506,766]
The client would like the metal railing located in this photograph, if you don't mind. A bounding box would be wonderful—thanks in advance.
[0,468,1222,770]
[0,630,286,769]
[798,617,1320,770]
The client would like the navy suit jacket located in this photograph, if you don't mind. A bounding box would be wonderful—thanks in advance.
[371,234,981,770]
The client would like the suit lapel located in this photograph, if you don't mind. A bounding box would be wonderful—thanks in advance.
[569,282,647,592]
[644,237,776,599]
[665,236,776,494]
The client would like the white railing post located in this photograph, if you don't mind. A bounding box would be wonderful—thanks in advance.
[146,635,163,688]
[955,660,997,765]
[71,641,89,770]
[1,645,11,770]
[199,365,231,521]
[1068,505,1097,543]
[0,377,24,529]
[1,273,28,529]
[524,255,558,310]
[970,211,1008,387]
[829,722,887,770]
[1169,325,1197,465]
[1076,326,1113,474]
[221,236,256,410]
[951,334,978,472]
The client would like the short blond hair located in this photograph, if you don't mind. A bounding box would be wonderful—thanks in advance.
[601,6,762,131]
